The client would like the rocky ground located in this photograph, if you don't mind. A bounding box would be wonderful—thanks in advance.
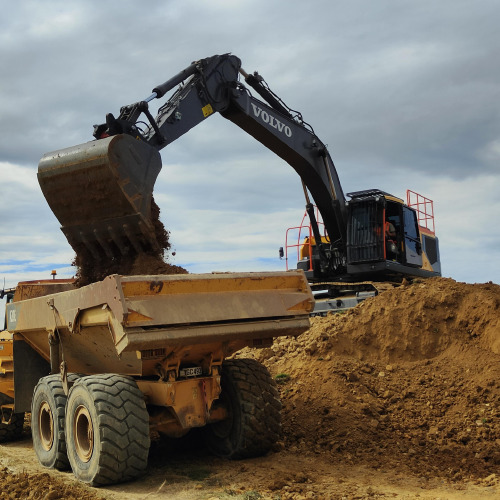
[0,277,499,499]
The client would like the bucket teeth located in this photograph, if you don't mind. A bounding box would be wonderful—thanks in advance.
[107,225,127,256]
[93,229,114,259]
[138,220,161,252]
[79,233,100,260]
[123,223,143,254]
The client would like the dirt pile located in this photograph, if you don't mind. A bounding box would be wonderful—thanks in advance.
[0,277,499,498]
[74,199,187,286]
[0,467,104,500]
[241,277,500,483]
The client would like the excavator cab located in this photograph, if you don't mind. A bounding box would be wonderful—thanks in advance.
[286,189,440,283]
[346,190,414,269]
[345,189,440,279]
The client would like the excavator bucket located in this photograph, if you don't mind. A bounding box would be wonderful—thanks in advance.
[37,134,162,259]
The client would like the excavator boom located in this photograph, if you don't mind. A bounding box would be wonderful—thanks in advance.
[38,54,347,268]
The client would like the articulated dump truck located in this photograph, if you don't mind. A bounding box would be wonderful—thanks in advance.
[1,272,313,485]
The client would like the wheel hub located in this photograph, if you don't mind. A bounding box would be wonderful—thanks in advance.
[74,405,93,462]
[38,401,54,451]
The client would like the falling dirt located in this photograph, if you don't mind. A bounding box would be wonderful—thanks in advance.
[1,277,499,498]
[73,198,187,286]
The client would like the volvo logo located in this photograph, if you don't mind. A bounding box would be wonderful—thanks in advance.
[250,103,292,137]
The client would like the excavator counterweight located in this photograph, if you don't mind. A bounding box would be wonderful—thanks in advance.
[38,134,162,259]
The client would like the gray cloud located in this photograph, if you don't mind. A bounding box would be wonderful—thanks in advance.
[1,0,499,290]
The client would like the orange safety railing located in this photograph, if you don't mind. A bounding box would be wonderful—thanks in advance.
[284,206,326,271]
[407,190,435,233]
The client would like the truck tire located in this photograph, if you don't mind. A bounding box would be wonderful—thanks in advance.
[65,374,150,486]
[203,358,281,459]
[0,412,24,442]
[31,373,80,470]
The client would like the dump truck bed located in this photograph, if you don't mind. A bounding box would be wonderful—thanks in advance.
[6,271,313,376]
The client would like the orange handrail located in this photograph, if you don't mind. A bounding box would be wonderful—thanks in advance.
[284,206,326,271]
[407,190,435,234]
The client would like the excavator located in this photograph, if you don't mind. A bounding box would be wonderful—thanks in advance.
[38,53,441,299]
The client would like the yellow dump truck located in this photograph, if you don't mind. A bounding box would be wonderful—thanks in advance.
[2,271,313,485]
[0,287,24,442]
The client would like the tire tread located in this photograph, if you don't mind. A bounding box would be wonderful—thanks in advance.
[205,358,281,459]
[67,374,149,486]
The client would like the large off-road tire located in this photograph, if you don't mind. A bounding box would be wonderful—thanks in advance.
[203,358,281,459]
[0,412,24,442]
[31,374,80,470]
[65,374,150,486]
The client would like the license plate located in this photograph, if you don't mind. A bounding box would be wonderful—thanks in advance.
[179,366,202,378]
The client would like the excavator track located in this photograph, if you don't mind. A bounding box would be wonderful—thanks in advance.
[310,281,400,315]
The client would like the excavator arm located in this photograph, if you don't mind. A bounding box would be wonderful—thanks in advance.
[38,54,348,274]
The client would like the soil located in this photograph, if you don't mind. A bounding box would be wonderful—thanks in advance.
[242,277,500,487]
[1,277,499,498]
[0,466,102,500]
[73,198,187,286]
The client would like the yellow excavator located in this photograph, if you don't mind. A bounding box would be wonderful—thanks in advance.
[38,53,440,293]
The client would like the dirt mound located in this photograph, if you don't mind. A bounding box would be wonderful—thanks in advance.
[74,198,187,286]
[313,277,500,361]
[0,467,104,499]
[240,277,500,482]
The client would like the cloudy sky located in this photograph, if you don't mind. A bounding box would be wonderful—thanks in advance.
[1,0,499,311]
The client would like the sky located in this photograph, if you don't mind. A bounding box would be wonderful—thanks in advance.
[1,0,499,314]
